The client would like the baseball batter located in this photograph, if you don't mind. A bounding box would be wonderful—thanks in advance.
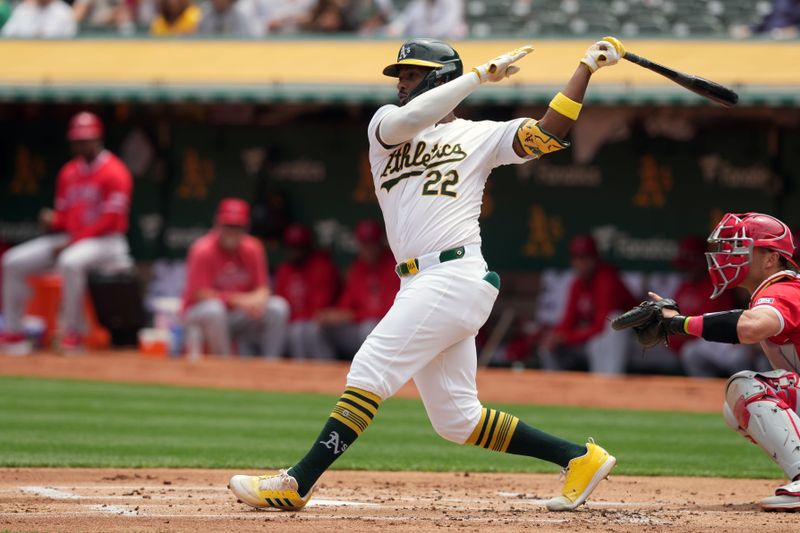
[617,212,800,511]
[230,37,625,512]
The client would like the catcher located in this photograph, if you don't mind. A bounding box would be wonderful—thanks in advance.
[613,212,800,511]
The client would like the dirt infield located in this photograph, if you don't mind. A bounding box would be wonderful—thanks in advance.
[0,468,793,532]
[1,352,794,532]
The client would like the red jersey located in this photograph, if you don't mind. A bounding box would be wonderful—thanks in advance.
[183,231,268,309]
[51,151,133,242]
[337,250,399,322]
[555,262,637,346]
[670,277,736,352]
[749,271,800,374]
[274,251,339,322]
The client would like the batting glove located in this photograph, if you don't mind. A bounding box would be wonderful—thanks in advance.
[581,36,625,73]
[472,45,534,83]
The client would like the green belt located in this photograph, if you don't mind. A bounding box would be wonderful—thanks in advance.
[395,246,466,277]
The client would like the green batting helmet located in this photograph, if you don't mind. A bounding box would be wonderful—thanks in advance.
[383,39,463,103]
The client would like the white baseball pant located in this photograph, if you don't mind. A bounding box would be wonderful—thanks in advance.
[346,252,498,444]
[723,369,800,480]
[183,296,290,357]
[2,233,129,334]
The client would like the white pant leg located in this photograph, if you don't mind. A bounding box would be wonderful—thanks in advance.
[413,336,483,444]
[586,313,631,374]
[260,296,290,357]
[682,340,756,377]
[323,319,379,357]
[227,296,290,357]
[724,370,800,480]
[56,234,129,334]
[2,234,67,332]
[347,256,498,400]
[287,320,335,360]
[184,299,232,355]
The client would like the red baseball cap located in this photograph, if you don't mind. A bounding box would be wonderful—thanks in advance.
[216,198,250,227]
[284,223,312,247]
[67,111,104,141]
[354,219,383,243]
[568,234,598,258]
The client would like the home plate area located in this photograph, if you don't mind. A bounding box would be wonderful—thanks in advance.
[0,468,794,532]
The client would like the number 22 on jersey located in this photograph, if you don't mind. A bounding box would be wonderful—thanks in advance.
[421,170,459,198]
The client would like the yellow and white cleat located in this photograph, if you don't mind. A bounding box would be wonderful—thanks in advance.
[545,439,616,511]
[228,469,315,511]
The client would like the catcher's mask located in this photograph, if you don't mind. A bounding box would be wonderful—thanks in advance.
[383,39,463,104]
[706,212,798,299]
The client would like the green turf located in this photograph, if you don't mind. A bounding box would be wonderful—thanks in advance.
[0,375,779,478]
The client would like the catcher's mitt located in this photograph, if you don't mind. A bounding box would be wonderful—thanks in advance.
[611,299,681,348]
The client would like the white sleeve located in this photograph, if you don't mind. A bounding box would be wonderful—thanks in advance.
[378,72,481,146]
[486,118,530,168]
[368,104,400,153]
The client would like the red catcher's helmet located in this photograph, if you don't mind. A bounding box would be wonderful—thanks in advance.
[706,212,798,299]
[67,112,104,141]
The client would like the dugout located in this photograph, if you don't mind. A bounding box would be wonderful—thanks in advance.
[1,38,799,357]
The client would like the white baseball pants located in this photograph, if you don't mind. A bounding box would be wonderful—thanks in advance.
[346,253,498,444]
[183,296,290,357]
[2,233,129,334]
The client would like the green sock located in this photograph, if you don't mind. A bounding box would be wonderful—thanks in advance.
[288,387,381,495]
[466,407,586,467]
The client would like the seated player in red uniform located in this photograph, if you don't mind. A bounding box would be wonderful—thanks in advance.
[273,223,339,359]
[316,219,399,357]
[1,112,132,354]
[182,198,289,357]
[540,234,637,374]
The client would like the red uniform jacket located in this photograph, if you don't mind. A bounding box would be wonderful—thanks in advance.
[337,250,399,323]
[555,262,637,346]
[671,277,736,352]
[51,151,133,242]
[274,251,339,322]
[183,231,268,309]
[750,271,800,376]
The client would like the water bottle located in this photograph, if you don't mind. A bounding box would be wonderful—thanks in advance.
[185,324,203,362]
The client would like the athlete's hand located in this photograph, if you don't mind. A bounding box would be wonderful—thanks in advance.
[647,292,679,319]
[581,36,624,73]
[39,208,55,228]
[472,45,534,83]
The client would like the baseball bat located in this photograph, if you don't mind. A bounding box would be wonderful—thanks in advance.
[622,51,739,108]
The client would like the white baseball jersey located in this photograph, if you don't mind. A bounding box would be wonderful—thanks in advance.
[368,105,528,262]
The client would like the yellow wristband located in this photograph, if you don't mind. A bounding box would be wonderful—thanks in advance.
[548,92,582,121]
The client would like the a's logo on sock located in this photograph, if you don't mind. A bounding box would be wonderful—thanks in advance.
[320,431,348,455]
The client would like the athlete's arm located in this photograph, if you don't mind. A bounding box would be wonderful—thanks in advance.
[513,37,624,158]
[737,307,782,344]
[653,291,782,344]
[379,45,534,146]
[378,73,481,146]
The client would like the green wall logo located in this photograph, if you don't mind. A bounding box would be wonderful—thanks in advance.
[633,154,673,208]
[177,149,215,199]
[9,146,44,196]
[522,204,563,258]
